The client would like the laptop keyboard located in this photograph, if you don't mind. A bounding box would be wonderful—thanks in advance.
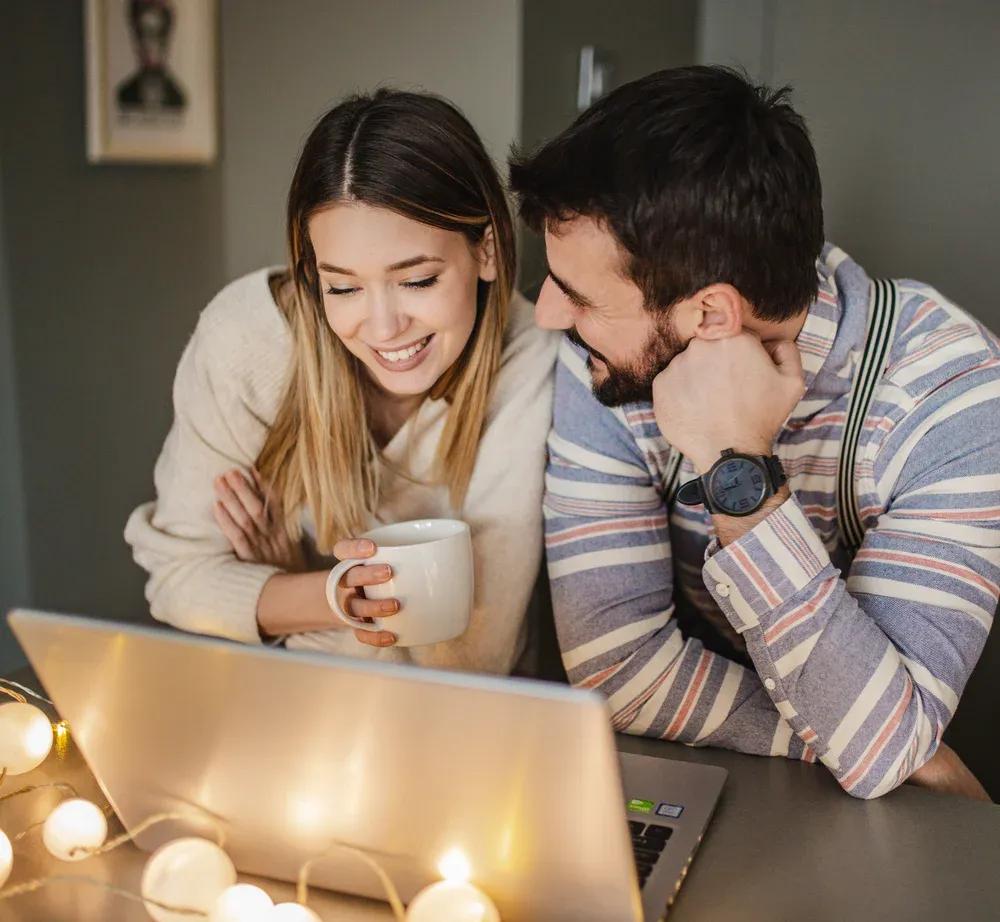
[628,820,673,889]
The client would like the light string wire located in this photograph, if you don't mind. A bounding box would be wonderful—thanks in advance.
[298,841,406,920]
[0,678,410,920]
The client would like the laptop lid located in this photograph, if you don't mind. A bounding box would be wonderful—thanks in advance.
[9,609,644,922]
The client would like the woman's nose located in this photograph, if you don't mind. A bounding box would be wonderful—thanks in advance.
[366,294,408,344]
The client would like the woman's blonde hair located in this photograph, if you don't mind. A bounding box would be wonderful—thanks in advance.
[257,90,516,553]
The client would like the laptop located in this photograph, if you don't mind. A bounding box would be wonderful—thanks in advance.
[9,609,725,921]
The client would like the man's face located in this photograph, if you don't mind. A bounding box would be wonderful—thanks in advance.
[535,216,686,406]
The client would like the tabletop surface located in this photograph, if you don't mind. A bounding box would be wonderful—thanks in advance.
[2,665,998,921]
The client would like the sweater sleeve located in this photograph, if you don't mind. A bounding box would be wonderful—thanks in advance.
[406,296,560,674]
[124,301,287,644]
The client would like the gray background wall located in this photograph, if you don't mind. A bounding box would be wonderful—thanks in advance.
[699,0,1000,325]
[0,165,31,672]
[518,0,698,293]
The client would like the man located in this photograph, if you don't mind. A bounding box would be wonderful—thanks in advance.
[510,66,998,800]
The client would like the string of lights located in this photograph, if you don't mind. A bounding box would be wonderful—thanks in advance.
[0,677,503,920]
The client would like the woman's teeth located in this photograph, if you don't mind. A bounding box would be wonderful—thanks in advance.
[376,335,431,363]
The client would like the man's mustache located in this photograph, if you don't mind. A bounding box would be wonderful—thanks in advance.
[567,328,612,367]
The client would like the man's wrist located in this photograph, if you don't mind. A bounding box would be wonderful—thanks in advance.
[690,439,775,475]
[713,484,791,547]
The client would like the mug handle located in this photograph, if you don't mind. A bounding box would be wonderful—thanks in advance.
[325,558,384,633]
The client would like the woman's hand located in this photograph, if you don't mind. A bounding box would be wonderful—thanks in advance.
[213,468,307,573]
[330,538,400,648]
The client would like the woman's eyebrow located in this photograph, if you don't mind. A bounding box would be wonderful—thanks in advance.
[317,255,445,275]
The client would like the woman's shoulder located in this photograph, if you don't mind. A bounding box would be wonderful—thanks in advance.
[500,289,560,371]
[490,290,559,413]
[178,268,292,415]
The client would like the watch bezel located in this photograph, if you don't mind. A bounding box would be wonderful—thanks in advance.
[706,452,771,516]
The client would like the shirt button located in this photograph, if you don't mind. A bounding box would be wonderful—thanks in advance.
[764,677,777,691]
[715,582,730,597]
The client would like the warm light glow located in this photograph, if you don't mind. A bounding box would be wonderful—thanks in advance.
[0,702,54,774]
[405,879,501,922]
[438,847,472,883]
[209,883,274,921]
[0,828,12,888]
[53,720,70,757]
[141,837,237,922]
[43,798,108,861]
[271,904,323,922]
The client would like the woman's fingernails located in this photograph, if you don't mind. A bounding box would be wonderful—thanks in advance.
[359,539,375,554]
[377,566,392,579]
[380,600,398,614]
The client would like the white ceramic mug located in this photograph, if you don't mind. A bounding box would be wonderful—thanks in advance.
[325,519,474,647]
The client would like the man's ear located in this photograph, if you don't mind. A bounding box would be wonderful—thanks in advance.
[477,226,498,283]
[690,284,744,340]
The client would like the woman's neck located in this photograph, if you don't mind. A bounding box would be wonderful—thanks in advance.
[364,378,426,449]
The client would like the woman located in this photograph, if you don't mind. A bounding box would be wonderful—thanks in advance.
[125,89,558,674]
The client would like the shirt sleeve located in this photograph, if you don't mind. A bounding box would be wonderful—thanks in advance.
[546,339,814,759]
[124,314,282,645]
[703,362,1000,798]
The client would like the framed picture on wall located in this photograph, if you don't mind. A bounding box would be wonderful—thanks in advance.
[85,0,217,165]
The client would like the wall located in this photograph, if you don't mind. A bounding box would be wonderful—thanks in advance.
[219,0,523,280]
[0,3,228,669]
[0,163,31,672]
[519,0,698,293]
[698,0,1000,323]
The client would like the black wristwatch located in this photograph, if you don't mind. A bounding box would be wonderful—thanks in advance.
[676,448,787,517]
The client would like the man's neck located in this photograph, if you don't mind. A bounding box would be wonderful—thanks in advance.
[743,305,810,345]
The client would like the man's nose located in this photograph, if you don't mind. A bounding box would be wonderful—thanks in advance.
[534,277,575,331]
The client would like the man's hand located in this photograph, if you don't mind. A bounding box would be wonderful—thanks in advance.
[907,742,991,802]
[652,334,806,473]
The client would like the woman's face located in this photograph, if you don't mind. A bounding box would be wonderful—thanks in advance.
[309,203,496,397]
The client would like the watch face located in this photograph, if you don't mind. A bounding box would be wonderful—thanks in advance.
[708,457,768,515]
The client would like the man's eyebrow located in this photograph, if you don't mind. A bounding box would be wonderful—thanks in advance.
[548,268,596,308]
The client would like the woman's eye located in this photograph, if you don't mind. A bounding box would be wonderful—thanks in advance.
[402,275,439,290]
[325,285,358,296]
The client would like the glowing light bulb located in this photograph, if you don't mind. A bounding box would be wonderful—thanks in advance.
[0,828,12,888]
[271,903,323,922]
[141,837,237,922]
[209,883,274,921]
[406,880,501,922]
[438,847,472,883]
[42,798,108,861]
[0,702,54,774]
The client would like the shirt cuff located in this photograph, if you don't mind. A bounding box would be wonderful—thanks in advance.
[702,495,831,631]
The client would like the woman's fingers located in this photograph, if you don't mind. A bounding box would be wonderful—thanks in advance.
[348,596,400,619]
[213,501,256,561]
[214,474,259,535]
[332,538,377,561]
[354,628,397,648]
[224,469,267,529]
[340,563,393,589]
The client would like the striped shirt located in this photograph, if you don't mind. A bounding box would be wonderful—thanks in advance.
[545,244,1000,799]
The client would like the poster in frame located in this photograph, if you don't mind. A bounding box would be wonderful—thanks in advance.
[85,0,217,165]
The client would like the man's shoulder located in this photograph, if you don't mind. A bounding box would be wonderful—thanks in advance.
[882,280,1000,401]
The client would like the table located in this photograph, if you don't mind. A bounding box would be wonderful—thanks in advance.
[3,667,998,921]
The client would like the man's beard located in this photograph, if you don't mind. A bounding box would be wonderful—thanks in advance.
[568,314,685,407]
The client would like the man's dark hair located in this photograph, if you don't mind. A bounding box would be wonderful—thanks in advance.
[509,65,824,322]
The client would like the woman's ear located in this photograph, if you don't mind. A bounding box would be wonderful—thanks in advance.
[691,284,744,340]
[477,226,498,283]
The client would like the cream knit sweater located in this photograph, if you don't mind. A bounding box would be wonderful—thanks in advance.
[125,268,558,674]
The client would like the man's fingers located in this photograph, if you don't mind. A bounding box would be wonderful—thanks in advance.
[213,501,257,561]
[354,629,397,647]
[765,339,804,377]
[332,538,377,561]
[340,564,393,589]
